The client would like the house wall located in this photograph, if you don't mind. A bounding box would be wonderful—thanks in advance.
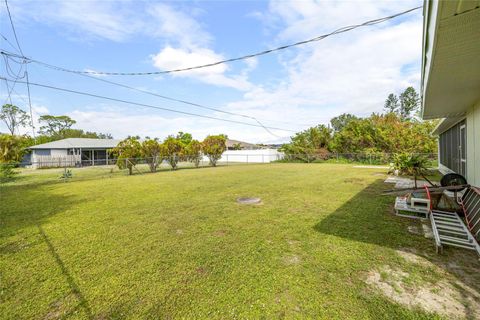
[31,149,70,168]
[466,100,480,186]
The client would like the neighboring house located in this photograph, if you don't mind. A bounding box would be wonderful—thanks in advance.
[226,139,261,150]
[421,0,480,186]
[29,138,121,168]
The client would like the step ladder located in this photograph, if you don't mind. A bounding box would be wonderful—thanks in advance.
[430,210,480,255]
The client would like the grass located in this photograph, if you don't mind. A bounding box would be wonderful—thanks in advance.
[1,163,478,319]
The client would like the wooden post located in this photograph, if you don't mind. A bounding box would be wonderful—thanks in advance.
[106,150,109,166]
[91,150,95,166]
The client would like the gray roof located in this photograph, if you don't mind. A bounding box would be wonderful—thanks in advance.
[29,138,121,149]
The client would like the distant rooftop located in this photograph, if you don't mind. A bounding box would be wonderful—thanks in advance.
[29,138,121,149]
[226,139,260,150]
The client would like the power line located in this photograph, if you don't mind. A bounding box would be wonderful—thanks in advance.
[6,54,292,137]
[0,33,21,54]
[1,76,297,133]
[4,6,421,76]
[1,50,305,136]
[4,0,23,56]
[21,56,313,133]
[3,0,36,138]
[2,51,25,105]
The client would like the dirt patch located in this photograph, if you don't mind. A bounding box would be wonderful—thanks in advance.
[396,248,431,267]
[213,230,228,237]
[195,266,208,276]
[407,225,422,236]
[175,229,184,235]
[283,255,301,266]
[365,264,480,319]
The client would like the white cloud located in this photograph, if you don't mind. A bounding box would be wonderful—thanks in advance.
[146,3,212,48]
[151,47,253,91]
[9,1,142,42]
[147,4,256,91]
[67,108,289,143]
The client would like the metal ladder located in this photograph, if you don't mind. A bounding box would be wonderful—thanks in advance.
[430,210,480,255]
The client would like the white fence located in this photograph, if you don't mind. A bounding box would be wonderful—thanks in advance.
[203,149,284,163]
[32,155,81,168]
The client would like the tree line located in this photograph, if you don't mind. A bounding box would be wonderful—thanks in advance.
[110,133,227,175]
[0,104,112,141]
[280,87,438,162]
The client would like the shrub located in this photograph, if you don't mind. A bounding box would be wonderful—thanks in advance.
[161,136,184,170]
[110,137,142,175]
[0,163,18,183]
[202,135,226,167]
[391,153,430,187]
[184,140,202,167]
[141,139,161,172]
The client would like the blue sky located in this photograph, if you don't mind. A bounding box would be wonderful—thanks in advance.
[1,0,422,143]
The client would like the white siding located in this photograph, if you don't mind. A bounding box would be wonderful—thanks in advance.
[51,149,69,157]
[466,100,480,186]
[32,149,69,167]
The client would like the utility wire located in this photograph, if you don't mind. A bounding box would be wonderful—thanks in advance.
[0,33,21,55]
[1,49,343,129]
[1,77,296,133]
[2,50,299,136]
[3,0,35,138]
[2,51,25,105]
[3,6,421,76]
[22,56,307,135]
[4,0,23,56]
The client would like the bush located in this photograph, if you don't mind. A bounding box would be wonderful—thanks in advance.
[0,163,18,183]
[202,135,226,167]
[390,153,430,187]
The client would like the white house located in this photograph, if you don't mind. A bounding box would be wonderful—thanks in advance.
[29,138,121,167]
[421,0,480,186]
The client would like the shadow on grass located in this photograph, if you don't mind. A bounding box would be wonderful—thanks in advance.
[38,225,93,319]
[314,178,480,319]
[314,179,411,249]
[0,183,81,242]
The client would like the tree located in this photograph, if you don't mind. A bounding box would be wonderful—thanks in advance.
[110,137,142,175]
[330,112,437,155]
[160,136,184,170]
[384,93,400,114]
[399,87,420,120]
[202,135,226,167]
[141,139,161,172]
[232,143,242,150]
[39,115,76,136]
[0,134,29,163]
[280,125,332,162]
[330,113,358,132]
[176,132,192,146]
[0,104,31,135]
[184,139,202,167]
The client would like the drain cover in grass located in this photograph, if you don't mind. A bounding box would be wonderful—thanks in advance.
[237,197,261,204]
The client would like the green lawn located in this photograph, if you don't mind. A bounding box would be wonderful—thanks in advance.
[1,163,479,319]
